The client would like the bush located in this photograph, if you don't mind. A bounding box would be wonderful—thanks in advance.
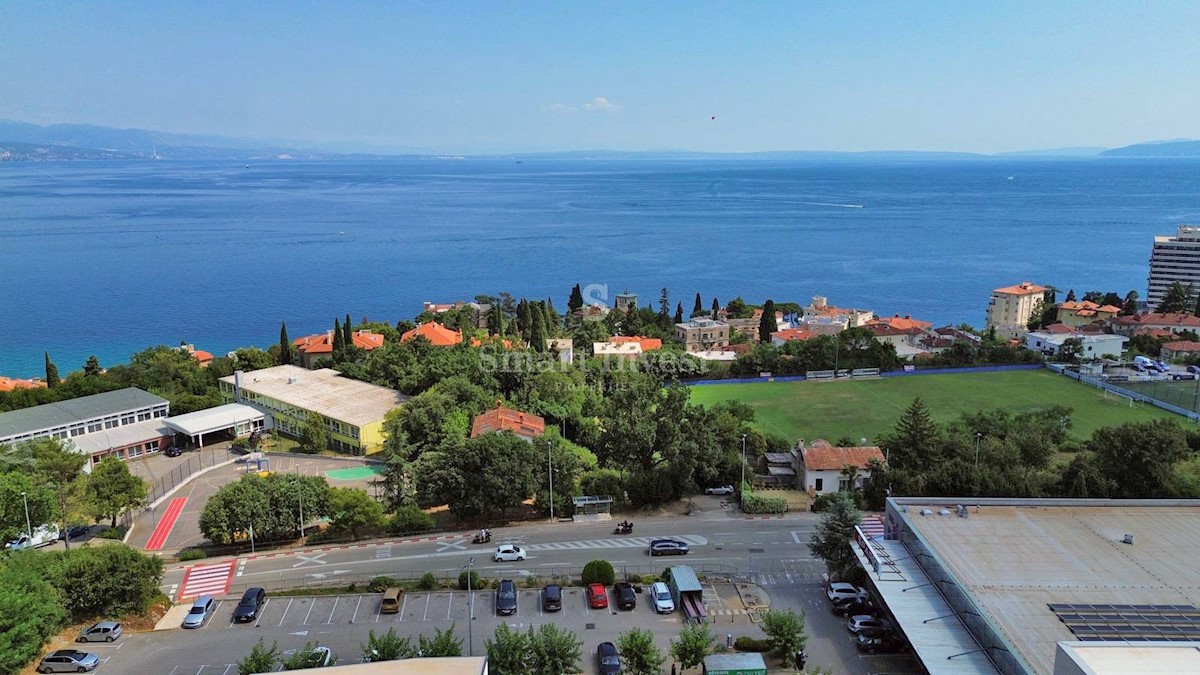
[368,576,399,593]
[41,545,163,620]
[458,570,485,590]
[627,573,643,584]
[741,492,788,514]
[178,548,206,561]
[96,527,124,540]
[388,505,435,535]
[418,572,438,590]
[581,559,616,586]
[733,636,772,652]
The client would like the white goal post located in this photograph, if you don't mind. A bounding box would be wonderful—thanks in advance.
[1103,389,1135,408]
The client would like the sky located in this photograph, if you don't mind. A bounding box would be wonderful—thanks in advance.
[2,1,1199,154]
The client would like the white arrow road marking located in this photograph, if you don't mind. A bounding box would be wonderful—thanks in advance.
[436,539,468,552]
[515,569,532,577]
[289,630,308,636]
[791,531,807,544]
[293,553,328,568]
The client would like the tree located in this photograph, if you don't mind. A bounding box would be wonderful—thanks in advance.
[528,623,583,675]
[0,472,56,544]
[808,491,862,580]
[759,299,778,343]
[581,559,616,585]
[670,623,715,670]
[413,432,539,519]
[760,608,808,659]
[83,355,102,376]
[333,318,345,354]
[0,558,68,674]
[616,628,665,675]
[419,623,464,657]
[361,628,417,662]
[692,292,703,317]
[39,545,164,622]
[300,411,328,453]
[238,637,280,674]
[1058,337,1084,363]
[344,313,355,349]
[885,397,939,471]
[673,302,683,324]
[487,624,531,675]
[44,352,59,388]
[199,473,331,544]
[568,284,584,315]
[1122,291,1139,316]
[1088,420,1189,498]
[328,487,385,538]
[279,321,293,365]
[530,303,548,352]
[87,456,148,527]
[1065,289,1077,302]
[1057,451,1113,498]
[726,296,754,319]
[283,642,338,670]
[28,438,87,549]
[1158,281,1192,313]
[711,297,720,318]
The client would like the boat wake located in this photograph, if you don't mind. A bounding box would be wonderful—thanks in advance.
[798,201,865,208]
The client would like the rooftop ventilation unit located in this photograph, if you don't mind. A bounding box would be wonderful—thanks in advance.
[1122,534,1135,545]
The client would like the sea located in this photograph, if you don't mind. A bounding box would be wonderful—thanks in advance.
[1,157,1199,378]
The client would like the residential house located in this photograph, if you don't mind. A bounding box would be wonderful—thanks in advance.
[546,338,574,365]
[934,326,983,347]
[470,403,545,442]
[802,296,873,328]
[1023,324,1127,359]
[400,322,463,346]
[868,315,934,332]
[986,282,1049,335]
[799,439,886,496]
[796,314,849,336]
[725,317,762,342]
[757,450,800,488]
[593,336,662,360]
[293,329,386,368]
[178,344,214,368]
[770,327,816,345]
[1057,300,1121,328]
[0,376,46,392]
[864,324,931,359]
[573,304,610,322]
[1161,341,1200,360]
[469,335,516,349]
[675,318,730,352]
[1110,312,1200,337]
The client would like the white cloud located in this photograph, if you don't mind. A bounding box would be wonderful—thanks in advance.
[542,103,578,114]
[542,97,621,114]
[582,96,618,112]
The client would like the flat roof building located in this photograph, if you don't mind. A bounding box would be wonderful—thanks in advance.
[857,498,1200,675]
[219,366,406,455]
[1148,225,1200,310]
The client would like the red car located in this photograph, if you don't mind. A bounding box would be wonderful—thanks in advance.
[587,583,609,609]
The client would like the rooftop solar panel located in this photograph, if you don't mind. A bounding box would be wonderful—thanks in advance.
[1050,603,1200,643]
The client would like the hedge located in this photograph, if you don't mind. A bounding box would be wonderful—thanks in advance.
[733,636,773,652]
[741,492,788,514]
[581,560,616,586]
[178,548,207,561]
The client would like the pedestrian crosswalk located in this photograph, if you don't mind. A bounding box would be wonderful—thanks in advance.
[178,560,236,600]
[526,535,707,551]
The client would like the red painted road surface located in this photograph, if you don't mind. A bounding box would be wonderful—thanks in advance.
[145,497,187,551]
[178,560,237,600]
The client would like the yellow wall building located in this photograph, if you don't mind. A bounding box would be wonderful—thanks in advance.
[218,365,406,455]
[986,281,1048,332]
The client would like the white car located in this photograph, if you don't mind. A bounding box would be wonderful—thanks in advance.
[493,544,526,562]
[826,582,868,604]
[704,485,735,495]
[650,582,675,613]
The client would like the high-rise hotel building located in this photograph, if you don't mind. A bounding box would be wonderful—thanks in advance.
[1148,225,1200,309]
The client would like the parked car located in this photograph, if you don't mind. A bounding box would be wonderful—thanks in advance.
[182,595,216,628]
[826,582,869,604]
[496,579,518,616]
[232,587,266,622]
[597,641,622,675]
[37,650,99,673]
[165,446,182,457]
[76,620,122,643]
[587,583,609,609]
[647,538,690,556]
[704,484,734,495]
[1189,365,1200,375]
[6,524,60,551]
[613,582,636,610]
[541,584,562,612]
[493,544,526,562]
[856,632,906,654]
[847,614,892,635]
[832,597,875,617]
[650,581,675,613]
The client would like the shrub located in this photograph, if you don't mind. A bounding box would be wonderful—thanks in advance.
[178,548,206,561]
[368,576,399,593]
[741,492,788,515]
[418,572,438,590]
[627,573,643,584]
[96,527,124,540]
[733,636,772,652]
[581,560,616,586]
[389,505,436,535]
[458,570,485,590]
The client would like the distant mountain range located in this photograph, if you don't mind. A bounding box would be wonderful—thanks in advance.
[1,119,1198,161]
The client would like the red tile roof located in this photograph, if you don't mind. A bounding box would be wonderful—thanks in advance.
[470,335,516,349]
[802,440,886,471]
[771,328,815,342]
[869,315,933,331]
[0,376,47,392]
[993,281,1048,296]
[1162,341,1200,353]
[401,322,463,346]
[1060,300,1121,315]
[295,330,386,354]
[610,336,663,352]
[1113,312,1200,328]
[470,403,546,439]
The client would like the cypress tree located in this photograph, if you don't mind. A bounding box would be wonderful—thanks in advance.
[44,352,60,388]
[542,299,558,337]
[692,292,703,317]
[674,302,684,324]
[333,318,344,353]
[759,299,778,343]
[1065,289,1077,303]
[344,313,354,347]
[1192,294,1200,319]
[488,304,505,335]
[516,299,532,339]
[279,321,293,365]
[530,304,548,352]
[83,356,101,376]
[568,284,584,314]
[711,297,720,319]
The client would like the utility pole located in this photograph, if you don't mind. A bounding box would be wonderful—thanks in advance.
[740,433,748,511]
[297,473,305,538]
[21,491,32,540]
[461,557,476,655]
[548,440,555,521]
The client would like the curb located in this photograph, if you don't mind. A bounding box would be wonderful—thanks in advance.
[244,533,470,561]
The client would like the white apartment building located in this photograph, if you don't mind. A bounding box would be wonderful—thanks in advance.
[986,281,1048,334]
[1148,225,1200,310]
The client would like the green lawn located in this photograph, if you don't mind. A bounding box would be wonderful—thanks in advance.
[689,369,1183,443]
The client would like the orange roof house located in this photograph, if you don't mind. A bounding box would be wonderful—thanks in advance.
[0,376,47,392]
[470,403,546,441]
[179,344,214,367]
[799,439,886,495]
[609,336,663,352]
[293,329,385,367]
[993,282,1049,296]
[400,322,463,347]
[770,328,815,344]
[868,315,933,332]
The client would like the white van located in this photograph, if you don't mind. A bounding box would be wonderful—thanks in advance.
[5,524,60,551]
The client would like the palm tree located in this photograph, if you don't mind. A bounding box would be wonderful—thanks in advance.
[840,464,861,492]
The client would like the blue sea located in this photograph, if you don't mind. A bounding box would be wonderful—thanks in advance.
[2,157,1199,378]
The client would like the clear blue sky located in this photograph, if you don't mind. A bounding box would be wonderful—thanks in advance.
[2,1,1198,153]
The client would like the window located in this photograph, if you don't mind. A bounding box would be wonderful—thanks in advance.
[815,478,824,492]
[105,419,119,429]
[839,478,851,491]
[88,422,103,433]
[138,411,151,421]
[127,445,142,458]
[121,415,135,425]
[146,440,159,453]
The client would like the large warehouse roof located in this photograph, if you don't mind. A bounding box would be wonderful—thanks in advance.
[0,387,168,440]
[220,366,406,427]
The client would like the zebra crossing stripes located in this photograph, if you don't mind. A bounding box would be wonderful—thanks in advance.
[178,560,237,600]
[526,535,707,551]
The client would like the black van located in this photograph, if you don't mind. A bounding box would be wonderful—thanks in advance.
[541,584,562,612]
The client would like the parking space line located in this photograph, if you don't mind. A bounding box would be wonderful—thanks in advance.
[374,597,382,623]
[302,599,316,625]
[257,598,271,625]
[278,598,293,626]
[169,667,179,675]
[352,596,362,623]
[422,593,431,621]
[202,601,222,629]
[223,666,233,675]
[447,593,454,620]
[326,596,340,624]
[516,592,520,618]
[398,593,408,622]
[196,667,206,675]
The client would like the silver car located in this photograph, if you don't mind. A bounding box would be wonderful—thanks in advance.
[77,620,123,643]
[38,649,100,673]
[182,595,216,628]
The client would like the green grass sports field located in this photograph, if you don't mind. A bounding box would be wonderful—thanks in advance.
[688,369,1182,443]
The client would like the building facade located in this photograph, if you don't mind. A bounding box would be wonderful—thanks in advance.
[799,440,885,495]
[1148,224,1200,310]
[1055,301,1120,328]
[674,318,730,352]
[987,282,1049,333]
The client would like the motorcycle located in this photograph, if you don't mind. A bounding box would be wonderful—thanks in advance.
[472,533,492,544]
[613,522,633,535]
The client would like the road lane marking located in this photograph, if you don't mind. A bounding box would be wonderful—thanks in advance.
[436,539,468,552]
[146,497,188,551]
[222,666,233,675]
[352,596,362,623]
[278,598,293,626]
[292,553,328,568]
[447,593,453,620]
[399,593,408,622]
[178,561,237,600]
[326,596,339,624]
[302,599,316,625]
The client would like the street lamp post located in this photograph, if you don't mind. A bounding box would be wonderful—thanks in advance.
[974,432,983,494]
[460,557,476,655]
[740,433,748,510]
[548,440,555,522]
[21,491,32,540]
[297,474,305,538]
